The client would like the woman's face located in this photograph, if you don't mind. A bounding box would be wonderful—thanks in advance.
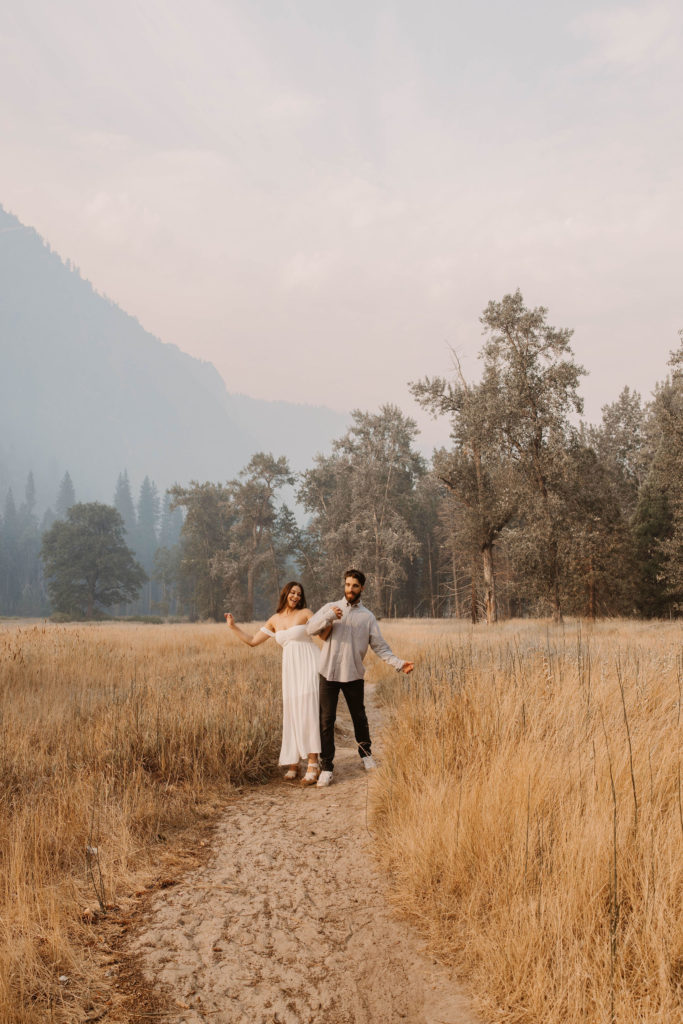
[287,585,302,609]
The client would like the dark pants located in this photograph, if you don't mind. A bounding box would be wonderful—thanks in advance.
[319,675,371,772]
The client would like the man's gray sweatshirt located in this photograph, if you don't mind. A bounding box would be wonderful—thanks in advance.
[306,598,405,682]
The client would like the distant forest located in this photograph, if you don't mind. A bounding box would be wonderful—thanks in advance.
[2,291,681,622]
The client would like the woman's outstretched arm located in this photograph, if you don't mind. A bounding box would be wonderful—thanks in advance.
[224,613,272,647]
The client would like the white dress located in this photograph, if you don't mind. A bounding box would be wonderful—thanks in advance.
[260,624,321,764]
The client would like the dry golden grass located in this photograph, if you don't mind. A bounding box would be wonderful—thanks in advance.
[0,621,281,1024]
[3,617,682,1024]
[373,619,683,1024]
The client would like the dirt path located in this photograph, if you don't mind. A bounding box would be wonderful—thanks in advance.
[134,684,480,1024]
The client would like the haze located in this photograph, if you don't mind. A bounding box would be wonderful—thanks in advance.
[2,0,681,439]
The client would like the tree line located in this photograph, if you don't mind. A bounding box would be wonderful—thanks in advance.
[2,292,681,622]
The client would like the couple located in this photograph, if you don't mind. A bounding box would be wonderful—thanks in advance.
[225,569,413,788]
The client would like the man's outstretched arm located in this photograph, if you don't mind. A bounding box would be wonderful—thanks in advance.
[368,616,414,673]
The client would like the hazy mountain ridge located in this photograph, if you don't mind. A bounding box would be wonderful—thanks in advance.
[0,206,347,511]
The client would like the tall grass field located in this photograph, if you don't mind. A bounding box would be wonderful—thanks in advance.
[374,619,683,1024]
[1,619,681,1023]
[0,621,281,1023]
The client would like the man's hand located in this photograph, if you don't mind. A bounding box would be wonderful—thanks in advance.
[224,613,235,628]
[401,662,414,674]
[331,606,343,620]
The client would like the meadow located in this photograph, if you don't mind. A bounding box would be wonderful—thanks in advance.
[0,621,282,1023]
[0,618,681,1024]
[374,618,683,1024]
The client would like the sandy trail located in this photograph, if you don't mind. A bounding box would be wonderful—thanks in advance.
[134,684,480,1024]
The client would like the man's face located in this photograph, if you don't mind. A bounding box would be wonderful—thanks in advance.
[344,577,363,604]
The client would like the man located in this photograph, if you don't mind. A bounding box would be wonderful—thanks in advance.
[306,568,414,787]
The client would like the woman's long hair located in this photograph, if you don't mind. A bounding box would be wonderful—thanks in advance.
[275,581,306,614]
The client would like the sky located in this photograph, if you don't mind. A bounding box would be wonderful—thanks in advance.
[2,0,682,448]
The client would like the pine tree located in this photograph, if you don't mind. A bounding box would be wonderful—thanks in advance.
[24,471,36,516]
[55,472,76,519]
[135,477,160,613]
[158,491,183,549]
[153,493,185,617]
[17,472,44,614]
[113,470,136,537]
[0,490,21,613]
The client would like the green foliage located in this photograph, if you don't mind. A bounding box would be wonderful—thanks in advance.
[167,481,235,621]
[478,291,586,619]
[297,405,424,615]
[5,295,679,623]
[411,354,518,622]
[169,455,293,621]
[631,484,674,616]
[41,503,146,617]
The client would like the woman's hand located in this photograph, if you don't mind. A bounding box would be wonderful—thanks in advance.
[224,613,235,628]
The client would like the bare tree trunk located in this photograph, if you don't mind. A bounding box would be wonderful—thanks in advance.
[470,558,478,624]
[246,562,255,620]
[533,439,563,623]
[374,551,385,616]
[427,535,436,617]
[452,550,460,619]
[588,555,596,620]
[550,537,562,622]
[482,543,497,624]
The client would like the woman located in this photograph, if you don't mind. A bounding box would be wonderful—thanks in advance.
[225,582,327,786]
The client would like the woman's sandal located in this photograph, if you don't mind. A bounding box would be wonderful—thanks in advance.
[284,766,298,780]
[300,764,320,787]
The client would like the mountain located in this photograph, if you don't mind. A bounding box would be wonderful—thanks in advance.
[0,205,347,511]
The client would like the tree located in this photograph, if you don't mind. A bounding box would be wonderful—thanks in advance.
[209,453,294,620]
[557,442,632,618]
[152,543,183,617]
[587,387,646,517]
[298,406,423,616]
[113,470,136,537]
[55,471,76,519]
[479,290,586,620]
[17,472,45,615]
[0,490,21,613]
[41,503,146,618]
[134,476,160,613]
[411,357,517,623]
[152,492,185,616]
[158,491,183,549]
[630,483,672,617]
[168,481,236,621]
[635,334,683,611]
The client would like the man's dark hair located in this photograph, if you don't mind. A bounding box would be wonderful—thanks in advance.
[344,568,366,587]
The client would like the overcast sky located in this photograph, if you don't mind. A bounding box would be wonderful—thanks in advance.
[2,0,681,446]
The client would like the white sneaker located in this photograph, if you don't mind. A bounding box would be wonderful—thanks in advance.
[316,770,334,787]
[362,755,377,771]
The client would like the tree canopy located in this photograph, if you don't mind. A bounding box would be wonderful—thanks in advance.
[41,503,146,617]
